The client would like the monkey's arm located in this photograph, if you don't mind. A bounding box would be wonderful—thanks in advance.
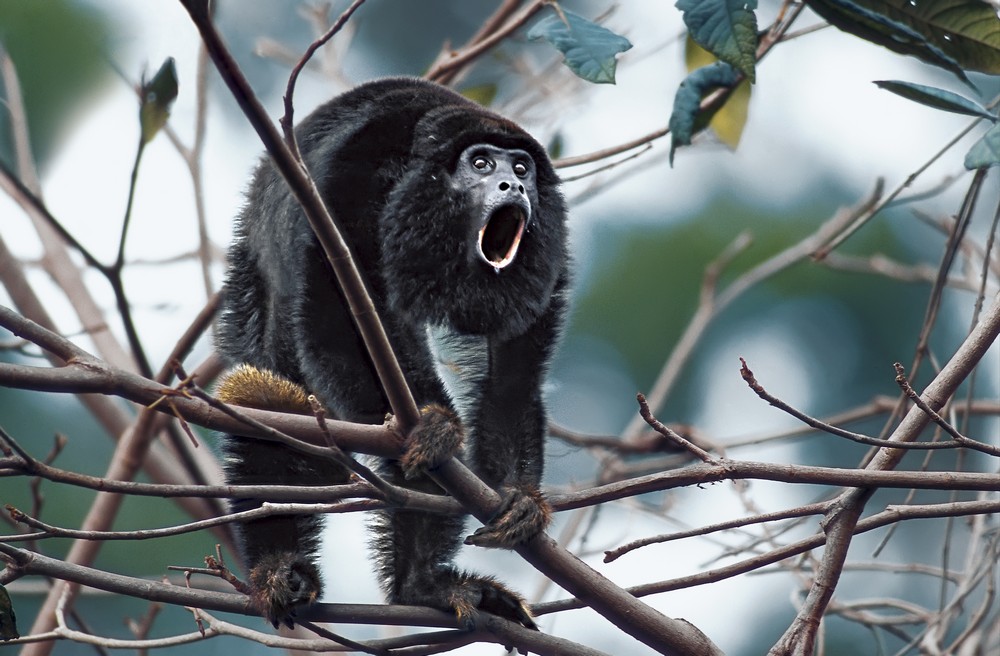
[464,275,568,548]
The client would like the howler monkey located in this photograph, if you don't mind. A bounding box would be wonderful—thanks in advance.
[217,77,569,630]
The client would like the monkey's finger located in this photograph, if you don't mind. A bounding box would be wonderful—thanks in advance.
[466,491,551,547]
[464,524,507,548]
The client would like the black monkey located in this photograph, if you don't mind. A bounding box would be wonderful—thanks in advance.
[216,77,570,630]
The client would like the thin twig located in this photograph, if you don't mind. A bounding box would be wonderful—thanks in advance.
[280,0,368,157]
[769,289,1000,656]
[604,501,830,563]
[893,362,999,456]
[738,358,974,452]
[536,498,1000,617]
[636,393,717,463]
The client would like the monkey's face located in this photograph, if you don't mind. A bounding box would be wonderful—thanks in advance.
[450,144,536,273]
[379,133,567,339]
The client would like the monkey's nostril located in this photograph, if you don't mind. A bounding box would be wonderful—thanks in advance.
[518,185,524,194]
[499,181,510,191]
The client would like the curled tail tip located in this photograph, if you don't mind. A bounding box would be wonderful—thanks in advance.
[216,364,312,414]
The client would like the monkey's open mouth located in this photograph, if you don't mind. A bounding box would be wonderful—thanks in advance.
[478,205,526,271]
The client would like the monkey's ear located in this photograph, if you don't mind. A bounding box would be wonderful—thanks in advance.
[216,365,312,414]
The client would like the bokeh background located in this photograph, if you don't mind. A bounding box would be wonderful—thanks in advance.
[1,1,998,654]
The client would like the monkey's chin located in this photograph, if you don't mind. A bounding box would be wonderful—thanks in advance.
[477,205,526,272]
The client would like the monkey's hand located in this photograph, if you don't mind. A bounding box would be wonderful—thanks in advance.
[247,551,322,629]
[465,485,551,549]
[400,404,464,479]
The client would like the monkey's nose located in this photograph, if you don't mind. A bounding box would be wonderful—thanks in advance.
[498,181,526,195]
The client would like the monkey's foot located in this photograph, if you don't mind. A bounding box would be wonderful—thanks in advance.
[449,572,537,631]
[247,551,322,629]
[465,486,551,548]
[400,404,464,479]
[396,569,536,631]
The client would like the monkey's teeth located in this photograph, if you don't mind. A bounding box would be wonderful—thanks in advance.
[478,206,526,271]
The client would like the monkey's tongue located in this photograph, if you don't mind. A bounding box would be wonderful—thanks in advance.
[478,205,526,271]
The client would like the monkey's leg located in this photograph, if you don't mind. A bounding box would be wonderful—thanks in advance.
[226,437,329,628]
[218,366,350,628]
[373,469,537,630]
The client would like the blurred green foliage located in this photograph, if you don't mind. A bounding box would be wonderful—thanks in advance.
[0,0,114,172]
[572,195,933,423]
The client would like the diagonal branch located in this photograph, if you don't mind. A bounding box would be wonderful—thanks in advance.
[176,0,420,430]
[768,289,1000,656]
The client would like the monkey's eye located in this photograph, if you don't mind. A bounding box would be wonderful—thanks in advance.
[513,161,529,177]
[472,156,491,170]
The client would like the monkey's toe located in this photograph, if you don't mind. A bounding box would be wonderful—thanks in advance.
[400,404,464,478]
[248,552,322,629]
[465,486,551,549]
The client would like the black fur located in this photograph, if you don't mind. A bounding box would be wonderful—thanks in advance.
[217,77,569,628]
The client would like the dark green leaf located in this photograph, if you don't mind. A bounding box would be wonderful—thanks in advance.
[0,584,18,641]
[964,121,1000,169]
[676,0,758,82]
[874,80,996,120]
[547,132,564,160]
[527,9,632,84]
[669,62,741,164]
[139,57,178,145]
[805,0,1000,82]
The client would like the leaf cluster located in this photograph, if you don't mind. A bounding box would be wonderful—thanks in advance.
[654,0,1000,165]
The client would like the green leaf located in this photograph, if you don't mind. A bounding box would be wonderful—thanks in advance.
[685,37,751,149]
[805,0,1000,81]
[874,80,996,120]
[139,57,178,145]
[712,78,752,149]
[527,9,632,84]
[676,0,758,82]
[669,61,741,164]
[964,121,1000,169]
